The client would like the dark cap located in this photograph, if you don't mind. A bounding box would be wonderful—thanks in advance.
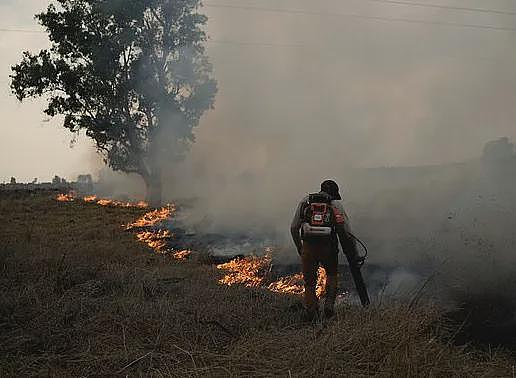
[321,179,342,200]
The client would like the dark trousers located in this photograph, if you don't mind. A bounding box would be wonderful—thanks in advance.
[302,238,338,317]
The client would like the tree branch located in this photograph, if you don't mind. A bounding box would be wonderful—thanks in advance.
[149,7,165,28]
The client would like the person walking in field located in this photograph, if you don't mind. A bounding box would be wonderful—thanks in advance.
[291,180,365,320]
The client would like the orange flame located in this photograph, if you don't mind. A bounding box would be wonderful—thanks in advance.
[56,192,76,202]
[173,250,192,260]
[96,198,148,208]
[126,206,174,229]
[267,268,326,297]
[316,267,327,297]
[218,252,328,297]
[129,206,191,261]
[57,192,190,261]
[56,192,148,208]
[217,253,272,287]
[267,273,305,295]
[136,230,171,252]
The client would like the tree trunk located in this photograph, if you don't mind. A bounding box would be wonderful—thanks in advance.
[143,170,162,207]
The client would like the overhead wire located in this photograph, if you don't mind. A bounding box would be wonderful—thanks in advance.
[2,0,516,37]
[1,1,516,49]
[204,3,516,33]
[0,5,513,79]
[366,0,516,16]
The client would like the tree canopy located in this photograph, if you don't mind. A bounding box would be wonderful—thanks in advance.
[11,0,217,203]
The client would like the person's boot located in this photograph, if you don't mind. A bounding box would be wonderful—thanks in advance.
[323,274,338,319]
[304,285,319,322]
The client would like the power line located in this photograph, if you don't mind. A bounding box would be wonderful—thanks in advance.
[204,3,516,33]
[3,0,516,38]
[367,0,516,17]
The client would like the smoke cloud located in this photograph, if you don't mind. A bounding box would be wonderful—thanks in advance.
[158,1,516,238]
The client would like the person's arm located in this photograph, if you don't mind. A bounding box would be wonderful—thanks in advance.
[290,199,306,256]
[333,202,360,264]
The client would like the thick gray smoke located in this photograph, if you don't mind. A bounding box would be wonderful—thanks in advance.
[161,1,516,238]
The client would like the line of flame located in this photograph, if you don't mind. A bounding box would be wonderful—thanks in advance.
[56,191,148,208]
[57,191,325,294]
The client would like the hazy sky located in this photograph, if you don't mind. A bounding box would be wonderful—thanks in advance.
[1,0,516,183]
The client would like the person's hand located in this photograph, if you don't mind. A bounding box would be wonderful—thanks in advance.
[353,255,365,267]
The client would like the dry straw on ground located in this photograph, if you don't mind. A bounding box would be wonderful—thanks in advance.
[0,191,513,376]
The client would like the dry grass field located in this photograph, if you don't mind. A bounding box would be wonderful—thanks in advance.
[0,190,513,377]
